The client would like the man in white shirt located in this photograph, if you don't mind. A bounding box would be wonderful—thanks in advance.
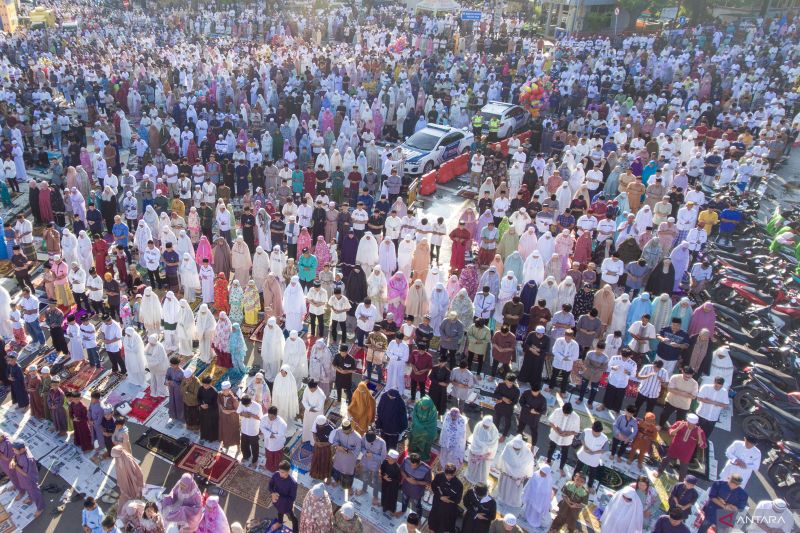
[603,349,638,412]
[143,241,164,289]
[694,376,730,439]
[216,204,232,243]
[575,420,609,490]
[470,152,485,188]
[548,330,579,394]
[718,435,762,488]
[164,159,180,197]
[18,288,45,345]
[492,191,510,224]
[85,267,105,316]
[100,315,126,374]
[473,286,496,320]
[600,253,625,286]
[306,281,328,338]
[237,395,264,466]
[68,262,89,311]
[354,299,378,347]
[79,315,101,368]
[585,167,603,192]
[351,203,369,239]
[202,178,217,204]
[628,314,656,357]
[327,288,352,343]
[546,402,580,475]
[595,213,616,243]
[260,405,287,472]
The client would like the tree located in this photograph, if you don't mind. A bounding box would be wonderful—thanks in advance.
[618,0,673,29]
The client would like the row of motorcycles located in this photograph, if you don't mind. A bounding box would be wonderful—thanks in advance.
[697,185,800,506]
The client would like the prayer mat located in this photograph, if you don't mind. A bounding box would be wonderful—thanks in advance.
[596,466,636,491]
[288,441,313,474]
[249,320,266,343]
[197,362,229,385]
[214,367,245,391]
[135,428,190,462]
[240,322,258,336]
[105,380,145,405]
[62,365,108,393]
[193,360,210,376]
[92,372,129,397]
[175,444,237,484]
[219,464,277,509]
[128,387,167,423]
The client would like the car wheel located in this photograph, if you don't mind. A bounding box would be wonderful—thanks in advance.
[423,161,434,174]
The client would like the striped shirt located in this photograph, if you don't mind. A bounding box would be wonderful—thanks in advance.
[637,364,669,398]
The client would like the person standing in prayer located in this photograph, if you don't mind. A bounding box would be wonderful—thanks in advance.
[237,394,263,467]
[376,389,408,451]
[358,430,387,502]
[462,483,496,533]
[0,434,22,498]
[269,461,299,532]
[69,391,94,452]
[181,369,201,431]
[48,376,68,435]
[549,471,588,532]
[299,483,334,533]
[400,452,432,515]
[697,474,748,533]
[718,435,762,488]
[524,465,554,528]
[145,335,169,397]
[385,332,410,396]
[546,402,581,476]
[380,449,402,516]
[493,373,520,441]
[333,344,357,403]
[217,381,240,449]
[165,357,184,422]
[197,376,220,442]
[655,413,706,481]
[111,445,144,511]
[261,406,287,472]
[88,391,107,450]
[5,353,28,409]
[333,501,363,533]
[347,381,375,435]
[301,380,328,444]
[11,441,43,518]
[25,365,43,419]
[330,419,362,493]
[428,463,464,533]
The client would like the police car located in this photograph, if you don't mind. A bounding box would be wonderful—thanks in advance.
[480,101,530,139]
[400,124,475,175]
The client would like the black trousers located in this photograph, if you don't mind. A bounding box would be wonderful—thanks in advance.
[490,359,511,378]
[494,404,515,437]
[633,393,657,417]
[659,403,688,427]
[439,347,458,368]
[15,273,35,292]
[309,313,324,336]
[90,299,105,315]
[698,416,716,439]
[549,368,570,393]
[277,510,299,532]
[331,320,347,342]
[429,384,447,415]
[574,459,599,488]
[467,351,484,375]
[610,438,629,458]
[73,291,89,311]
[335,381,352,403]
[603,384,627,412]
[107,350,127,374]
[240,433,259,464]
[410,380,426,401]
[517,414,541,445]
[50,326,69,354]
[147,268,164,288]
[546,441,570,470]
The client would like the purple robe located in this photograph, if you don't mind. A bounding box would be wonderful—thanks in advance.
[88,401,106,448]
[0,440,21,491]
[14,451,43,511]
[166,367,185,421]
[339,234,358,278]
[47,388,68,433]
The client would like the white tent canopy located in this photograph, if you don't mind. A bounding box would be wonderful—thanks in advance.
[414,0,460,14]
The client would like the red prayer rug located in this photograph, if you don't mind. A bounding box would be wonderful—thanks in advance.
[128,387,167,423]
[175,444,237,484]
[62,365,107,393]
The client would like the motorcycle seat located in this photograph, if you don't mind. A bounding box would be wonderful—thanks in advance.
[753,364,799,390]
[782,441,800,455]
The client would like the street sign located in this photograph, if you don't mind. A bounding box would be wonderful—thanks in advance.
[461,10,482,21]
[679,16,686,25]
[614,7,619,16]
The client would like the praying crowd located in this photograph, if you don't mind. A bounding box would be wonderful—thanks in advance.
[0,0,798,531]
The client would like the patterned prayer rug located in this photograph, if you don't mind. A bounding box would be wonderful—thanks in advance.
[175,444,237,484]
[128,387,167,423]
[218,464,277,509]
[288,441,314,474]
[62,365,108,393]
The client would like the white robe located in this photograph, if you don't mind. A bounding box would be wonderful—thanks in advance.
[466,419,499,485]
[523,468,554,528]
[493,437,534,508]
[123,328,148,387]
[272,366,300,425]
[600,486,644,533]
[194,306,217,363]
[283,335,309,386]
[301,387,327,443]
[199,265,215,303]
[718,441,762,487]
[145,341,170,397]
[260,319,285,379]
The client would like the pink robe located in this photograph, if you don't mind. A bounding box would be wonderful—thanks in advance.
[387,272,408,326]
[196,236,213,265]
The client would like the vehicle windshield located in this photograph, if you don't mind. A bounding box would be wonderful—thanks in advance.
[404,131,439,151]
[481,111,502,121]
